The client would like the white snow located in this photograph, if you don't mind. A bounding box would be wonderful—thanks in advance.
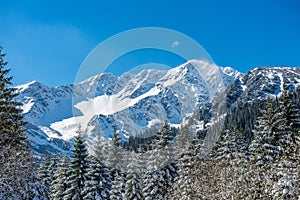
[295,78,300,87]
[39,126,61,139]
[51,85,162,138]
[147,119,162,128]
[240,77,247,91]
[15,81,37,92]
[169,123,181,129]
[50,117,82,140]
[278,72,284,94]
[75,85,161,123]
[21,98,34,113]
[267,73,274,79]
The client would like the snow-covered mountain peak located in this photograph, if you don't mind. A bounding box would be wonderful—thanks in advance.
[15,80,47,92]
[226,67,300,107]
[222,66,242,78]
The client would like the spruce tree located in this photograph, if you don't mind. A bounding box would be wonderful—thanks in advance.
[211,129,238,199]
[51,156,70,200]
[38,156,58,191]
[248,96,281,198]
[124,151,143,200]
[228,128,249,199]
[38,156,52,189]
[143,138,166,200]
[109,170,125,200]
[143,169,165,200]
[249,96,281,166]
[82,156,112,200]
[173,139,197,200]
[105,128,124,174]
[0,45,33,199]
[156,121,176,195]
[271,90,300,199]
[37,156,52,199]
[64,128,89,200]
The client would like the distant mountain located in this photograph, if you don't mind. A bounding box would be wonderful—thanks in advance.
[16,63,300,156]
[185,67,300,150]
[224,67,300,136]
[15,60,241,155]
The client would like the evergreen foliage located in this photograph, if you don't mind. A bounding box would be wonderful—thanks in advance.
[124,151,143,200]
[0,45,33,199]
[109,170,125,200]
[51,156,70,200]
[82,156,112,200]
[64,128,89,200]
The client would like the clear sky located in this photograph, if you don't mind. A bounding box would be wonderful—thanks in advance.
[1,0,300,86]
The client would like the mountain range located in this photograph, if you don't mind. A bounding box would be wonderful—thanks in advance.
[15,60,300,155]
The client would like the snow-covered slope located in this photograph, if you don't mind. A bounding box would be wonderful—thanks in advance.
[15,60,241,155]
[226,67,300,106]
[181,67,300,151]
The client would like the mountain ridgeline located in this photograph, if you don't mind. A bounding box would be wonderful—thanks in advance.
[15,61,300,155]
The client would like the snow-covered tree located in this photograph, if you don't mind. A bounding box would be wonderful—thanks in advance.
[38,156,52,189]
[109,170,126,200]
[105,129,125,173]
[51,155,70,200]
[143,169,165,200]
[156,121,177,194]
[124,151,143,200]
[173,138,198,200]
[271,154,299,199]
[64,128,89,200]
[38,156,58,192]
[247,97,282,198]
[271,90,300,199]
[210,129,238,199]
[228,128,250,199]
[143,140,166,199]
[213,129,237,162]
[82,156,112,200]
[0,45,33,199]
[249,96,281,166]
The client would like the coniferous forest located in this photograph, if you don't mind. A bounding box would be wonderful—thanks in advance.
[1,45,300,200]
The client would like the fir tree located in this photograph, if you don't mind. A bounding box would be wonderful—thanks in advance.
[173,138,198,200]
[38,156,52,189]
[271,90,300,199]
[51,156,70,200]
[38,156,58,191]
[64,127,89,200]
[124,151,143,200]
[0,45,33,199]
[105,128,124,173]
[210,129,238,199]
[143,140,166,200]
[143,169,165,200]
[109,170,126,200]
[156,121,177,196]
[248,96,281,198]
[229,128,250,199]
[82,156,112,200]
[249,96,281,166]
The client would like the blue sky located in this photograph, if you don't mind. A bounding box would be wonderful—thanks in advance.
[1,0,300,86]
